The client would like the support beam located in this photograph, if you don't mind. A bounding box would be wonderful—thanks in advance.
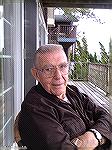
[40,0,112,8]
[109,64,112,97]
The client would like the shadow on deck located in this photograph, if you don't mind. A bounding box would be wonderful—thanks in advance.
[69,80,112,114]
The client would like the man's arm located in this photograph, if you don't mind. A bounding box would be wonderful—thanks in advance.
[14,112,22,144]
[71,92,112,149]
[18,102,77,150]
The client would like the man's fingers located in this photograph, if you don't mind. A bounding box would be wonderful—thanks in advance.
[71,138,82,147]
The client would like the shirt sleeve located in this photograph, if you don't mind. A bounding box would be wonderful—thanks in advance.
[81,93,112,144]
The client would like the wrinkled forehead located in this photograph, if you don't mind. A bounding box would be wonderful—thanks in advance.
[37,44,64,53]
[35,50,68,67]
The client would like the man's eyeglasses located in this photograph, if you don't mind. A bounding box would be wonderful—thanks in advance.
[36,62,69,77]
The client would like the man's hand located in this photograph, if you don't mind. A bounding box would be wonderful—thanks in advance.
[72,131,99,150]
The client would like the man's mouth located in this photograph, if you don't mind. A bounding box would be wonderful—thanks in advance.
[52,83,64,86]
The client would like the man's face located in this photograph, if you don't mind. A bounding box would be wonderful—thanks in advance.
[35,50,69,98]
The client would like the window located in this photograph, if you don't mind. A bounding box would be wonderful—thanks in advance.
[0,1,24,146]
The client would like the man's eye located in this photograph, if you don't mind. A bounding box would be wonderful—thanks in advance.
[45,68,54,72]
[60,64,68,69]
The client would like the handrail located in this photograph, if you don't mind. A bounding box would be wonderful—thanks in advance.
[48,27,58,35]
[58,25,76,37]
[48,25,76,44]
[69,62,110,95]
[88,63,109,95]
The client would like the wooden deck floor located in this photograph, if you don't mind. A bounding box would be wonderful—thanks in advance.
[69,80,112,113]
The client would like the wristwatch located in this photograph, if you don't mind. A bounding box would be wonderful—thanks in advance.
[89,129,102,146]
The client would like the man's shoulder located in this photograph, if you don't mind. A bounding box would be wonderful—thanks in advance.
[67,84,89,102]
[67,84,79,91]
[67,84,81,95]
[25,85,37,97]
[23,84,56,107]
[24,85,42,105]
[21,85,59,114]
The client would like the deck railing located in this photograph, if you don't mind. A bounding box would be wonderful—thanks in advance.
[48,25,76,44]
[69,62,112,95]
[48,27,58,44]
[69,62,88,81]
[88,63,109,94]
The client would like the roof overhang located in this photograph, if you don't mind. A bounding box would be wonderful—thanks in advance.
[40,0,112,9]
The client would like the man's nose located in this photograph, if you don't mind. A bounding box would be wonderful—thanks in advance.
[53,68,62,79]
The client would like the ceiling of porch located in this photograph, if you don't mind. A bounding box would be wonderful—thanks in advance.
[40,0,112,8]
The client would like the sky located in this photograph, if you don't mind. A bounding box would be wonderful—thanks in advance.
[55,8,112,59]
[1,7,112,58]
[0,6,3,52]
[76,9,112,58]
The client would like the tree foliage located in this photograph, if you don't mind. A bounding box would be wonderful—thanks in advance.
[109,38,112,63]
[70,36,89,80]
[89,53,94,62]
[88,52,98,63]
[61,8,103,23]
[93,52,98,63]
[99,42,109,64]
[75,35,89,62]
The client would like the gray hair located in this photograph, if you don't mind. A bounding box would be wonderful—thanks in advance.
[33,44,66,67]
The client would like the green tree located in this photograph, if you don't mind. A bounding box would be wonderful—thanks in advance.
[93,52,98,63]
[89,53,94,62]
[109,37,112,63]
[82,36,89,61]
[88,52,99,63]
[73,36,89,80]
[76,36,89,62]
[75,40,82,62]
[61,8,103,23]
[99,42,108,64]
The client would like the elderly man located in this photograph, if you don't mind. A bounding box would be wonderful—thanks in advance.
[17,44,112,150]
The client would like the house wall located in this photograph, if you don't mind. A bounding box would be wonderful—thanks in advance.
[24,0,37,96]
[0,0,47,146]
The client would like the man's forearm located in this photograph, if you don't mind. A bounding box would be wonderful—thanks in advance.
[71,131,106,150]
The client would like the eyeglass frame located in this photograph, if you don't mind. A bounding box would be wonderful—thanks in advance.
[35,62,69,78]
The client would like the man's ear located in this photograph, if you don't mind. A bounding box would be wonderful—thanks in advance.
[31,68,39,81]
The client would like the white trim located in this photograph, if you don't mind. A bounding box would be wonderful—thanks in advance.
[0,55,12,58]
[13,2,23,118]
[0,86,13,96]
[38,2,48,34]
[3,18,12,26]
[36,0,39,49]
[21,2,24,102]
[0,116,12,134]
[0,6,3,19]
[38,2,48,46]
[0,17,4,51]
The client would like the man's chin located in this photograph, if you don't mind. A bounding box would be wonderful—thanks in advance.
[51,89,66,99]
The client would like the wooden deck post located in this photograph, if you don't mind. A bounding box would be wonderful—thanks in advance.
[109,64,112,97]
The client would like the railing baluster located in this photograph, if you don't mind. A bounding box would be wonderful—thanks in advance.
[70,62,110,95]
[48,25,76,44]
